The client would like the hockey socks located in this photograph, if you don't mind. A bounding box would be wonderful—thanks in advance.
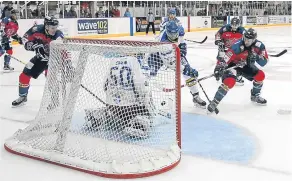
[19,73,31,97]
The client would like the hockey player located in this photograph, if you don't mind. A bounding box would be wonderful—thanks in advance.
[12,16,64,107]
[214,17,246,85]
[84,55,155,138]
[0,9,23,71]
[154,20,206,108]
[159,8,181,32]
[207,28,268,114]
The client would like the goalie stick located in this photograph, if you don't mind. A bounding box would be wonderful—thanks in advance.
[185,36,208,44]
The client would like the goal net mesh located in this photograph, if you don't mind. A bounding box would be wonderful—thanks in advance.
[5,38,181,178]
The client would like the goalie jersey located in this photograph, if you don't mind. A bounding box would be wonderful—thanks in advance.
[104,56,150,106]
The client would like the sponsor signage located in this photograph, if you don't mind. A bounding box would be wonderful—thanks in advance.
[268,16,286,24]
[246,16,257,25]
[211,16,227,28]
[135,17,162,32]
[77,19,108,34]
[256,16,268,25]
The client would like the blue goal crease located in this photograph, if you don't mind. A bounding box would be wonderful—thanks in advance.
[69,111,256,164]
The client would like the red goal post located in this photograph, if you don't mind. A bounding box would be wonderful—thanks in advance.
[4,38,181,179]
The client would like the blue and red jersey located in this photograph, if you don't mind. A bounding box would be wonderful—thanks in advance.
[23,24,64,48]
[224,39,269,67]
[215,24,246,48]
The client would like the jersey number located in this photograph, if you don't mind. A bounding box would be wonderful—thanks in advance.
[110,66,133,89]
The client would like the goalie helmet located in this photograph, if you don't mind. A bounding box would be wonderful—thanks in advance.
[243,28,257,47]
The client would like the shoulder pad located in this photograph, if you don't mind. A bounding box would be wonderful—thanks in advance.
[254,40,265,49]
[33,24,45,32]
[54,30,65,39]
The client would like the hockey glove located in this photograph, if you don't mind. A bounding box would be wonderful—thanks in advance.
[247,51,258,66]
[215,40,225,52]
[34,45,49,60]
[214,61,227,80]
[178,43,187,57]
[17,37,23,45]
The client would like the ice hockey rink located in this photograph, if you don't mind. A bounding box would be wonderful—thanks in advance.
[0,25,291,181]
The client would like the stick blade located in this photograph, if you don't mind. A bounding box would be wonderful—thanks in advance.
[269,49,287,57]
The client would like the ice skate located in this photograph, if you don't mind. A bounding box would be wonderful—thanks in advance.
[192,93,206,108]
[12,96,27,107]
[251,94,267,105]
[3,64,14,72]
[207,100,219,114]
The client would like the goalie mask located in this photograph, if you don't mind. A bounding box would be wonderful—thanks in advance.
[243,28,257,47]
[166,21,179,42]
[44,16,59,36]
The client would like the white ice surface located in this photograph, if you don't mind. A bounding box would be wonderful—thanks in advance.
[1,26,292,181]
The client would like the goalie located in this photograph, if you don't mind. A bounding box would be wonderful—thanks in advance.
[84,55,155,138]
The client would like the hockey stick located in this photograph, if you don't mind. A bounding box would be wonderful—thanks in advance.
[197,81,219,114]
[268,49,287,57]
[163,65,241,92]
[185,36,208,44]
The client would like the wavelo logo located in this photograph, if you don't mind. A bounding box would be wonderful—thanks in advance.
[77,19,108,34]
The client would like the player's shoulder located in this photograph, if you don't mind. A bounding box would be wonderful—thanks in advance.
[53,30,64,40]
[32,24,45,33]
[237,27,246,34]
[231,39,244,54]
[253,40,265,49]
[219,24,230,33]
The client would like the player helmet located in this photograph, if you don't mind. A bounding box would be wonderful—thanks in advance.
[230,17,240,31]
[166,20,179,42]
[169,8,176,19]
[243,28,257,47]
[44,16,59,36]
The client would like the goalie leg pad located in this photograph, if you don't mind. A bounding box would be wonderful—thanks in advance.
[124,115,152,138]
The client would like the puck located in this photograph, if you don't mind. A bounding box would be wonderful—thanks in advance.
[161,101,166,106]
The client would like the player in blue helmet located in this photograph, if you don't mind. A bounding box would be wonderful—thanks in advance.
[151,20,206,108]
[159,8,181,32]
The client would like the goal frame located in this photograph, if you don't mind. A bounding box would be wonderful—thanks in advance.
[4,38,182,179]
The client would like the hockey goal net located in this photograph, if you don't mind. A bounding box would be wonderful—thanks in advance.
[4,38,181,178]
